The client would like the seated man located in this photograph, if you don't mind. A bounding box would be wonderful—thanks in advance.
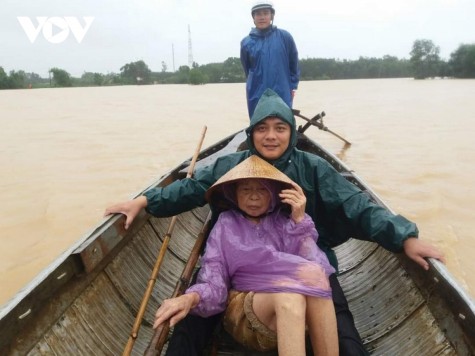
[105,89,445,355]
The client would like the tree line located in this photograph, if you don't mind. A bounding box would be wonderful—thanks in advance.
[1,40,474,90]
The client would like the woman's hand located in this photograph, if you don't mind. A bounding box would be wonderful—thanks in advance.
[153,293,200,329]
[279,182,307,223]
[104,196,147,230]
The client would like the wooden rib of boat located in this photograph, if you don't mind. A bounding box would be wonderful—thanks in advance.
[1,120,474,356]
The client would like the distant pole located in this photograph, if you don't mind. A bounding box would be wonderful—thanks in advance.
[172,43,175,72]
[188,24,194,68]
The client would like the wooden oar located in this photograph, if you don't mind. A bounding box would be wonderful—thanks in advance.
[293,109,352,146]
[122,126,208,356]
[144,211,212,356]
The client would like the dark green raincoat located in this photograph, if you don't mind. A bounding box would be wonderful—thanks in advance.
[144,89,418,270]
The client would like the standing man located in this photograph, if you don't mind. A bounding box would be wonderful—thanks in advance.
[241,2,300,118]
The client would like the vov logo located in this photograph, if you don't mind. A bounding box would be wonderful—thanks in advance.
[17,17,94,44]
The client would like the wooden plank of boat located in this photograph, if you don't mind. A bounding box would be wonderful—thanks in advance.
[1,126,474,355]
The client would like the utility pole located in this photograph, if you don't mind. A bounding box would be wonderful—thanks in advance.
[188,24,194,68]
[172,43,175,72]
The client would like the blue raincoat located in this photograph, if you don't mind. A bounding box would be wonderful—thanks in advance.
[241,26,300,117]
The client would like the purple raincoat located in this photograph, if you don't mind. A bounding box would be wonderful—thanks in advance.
[186,207,335,317]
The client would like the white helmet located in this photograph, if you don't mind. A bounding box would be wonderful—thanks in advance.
[251,1,275,16]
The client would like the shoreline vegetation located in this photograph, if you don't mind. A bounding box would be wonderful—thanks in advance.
[1,40,474,90]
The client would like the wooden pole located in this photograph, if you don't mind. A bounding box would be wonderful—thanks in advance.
[144,211,212,356]
[123,126,207,356]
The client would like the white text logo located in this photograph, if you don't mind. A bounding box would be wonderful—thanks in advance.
[17,16,94,44]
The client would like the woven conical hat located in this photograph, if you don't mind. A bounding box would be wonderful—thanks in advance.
[205,155,294,205]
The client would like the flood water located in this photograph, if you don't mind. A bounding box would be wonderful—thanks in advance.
[0,79,474,307]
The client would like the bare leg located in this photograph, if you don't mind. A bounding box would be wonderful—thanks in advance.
[253,292,306,356]
[306,296,339,356]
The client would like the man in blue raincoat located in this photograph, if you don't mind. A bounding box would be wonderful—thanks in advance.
[241,2,300,117]
[105,89,445,355]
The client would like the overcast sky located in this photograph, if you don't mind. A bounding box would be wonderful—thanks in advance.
[1,0,473,77]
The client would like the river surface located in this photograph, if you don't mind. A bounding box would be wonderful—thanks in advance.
[0,79,474,307]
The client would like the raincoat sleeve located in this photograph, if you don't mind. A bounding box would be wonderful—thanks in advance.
[185,216,230,317]
[314,156,418,252]
[240,38,250,77]
[143,152,247,217]
[281,214,319,261]
[286,32,300,90]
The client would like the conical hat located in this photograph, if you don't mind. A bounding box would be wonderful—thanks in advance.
[205,155,294,206]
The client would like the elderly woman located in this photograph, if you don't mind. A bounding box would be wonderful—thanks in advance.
[153,155,337,356]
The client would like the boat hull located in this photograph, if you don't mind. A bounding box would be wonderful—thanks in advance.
[1,129,474,355]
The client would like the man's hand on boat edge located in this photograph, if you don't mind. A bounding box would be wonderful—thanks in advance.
[403,237,446,270]
[104,196,147,230]
[102,197,448,271]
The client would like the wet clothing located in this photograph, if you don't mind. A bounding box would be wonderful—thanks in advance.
[148,89,416,355]
[144,90,418,271]
[186,210,334,317]
[240,25,300,117]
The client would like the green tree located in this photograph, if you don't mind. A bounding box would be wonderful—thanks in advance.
[100,72,121,85]
[120,60,152,84]
[8,70,27,88]
[49,68,73,87]
[221,57,245,83]
[0,68,29,89]
[299,58,317,80]
[153,71,175,84]
[189,67,208,85]
[449,44,475,78]
[0,67,9,89]
[200,62,224,83]
[380,55,410,78]
[93,72,104,86]
[161,61,168,73]
[81,72,105,86]
[25,72,44,85]
[175,65,191,84]
[410,39,441,79]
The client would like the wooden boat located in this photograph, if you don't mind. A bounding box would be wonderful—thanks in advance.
[1,114,474,355]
